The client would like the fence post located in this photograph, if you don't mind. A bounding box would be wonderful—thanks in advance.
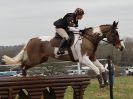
[107,56,113,99]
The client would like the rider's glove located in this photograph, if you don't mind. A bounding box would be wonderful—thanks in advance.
[68,27,79,32]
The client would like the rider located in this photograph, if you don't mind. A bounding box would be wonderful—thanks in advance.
[53,8,85,55]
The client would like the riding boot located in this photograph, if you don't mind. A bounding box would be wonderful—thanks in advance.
[97,75,105,88]
[57,38,67,55]
[102,72,109,86]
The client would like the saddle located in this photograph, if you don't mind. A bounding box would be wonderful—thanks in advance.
[50,31,74,48]
[50,31,77,62]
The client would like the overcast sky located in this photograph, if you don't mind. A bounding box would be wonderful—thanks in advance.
[0,0,133,45]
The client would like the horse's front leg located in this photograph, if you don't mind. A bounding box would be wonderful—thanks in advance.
[80,55,105,88]
[93,59,109,86]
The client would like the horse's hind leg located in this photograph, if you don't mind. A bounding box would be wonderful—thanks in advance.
[21,61,29,77]
[21,63,34,77]
[22,67,27,77]
[21,59,33,77]
[21,57,48,77]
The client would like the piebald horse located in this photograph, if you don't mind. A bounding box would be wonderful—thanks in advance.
[2,21,125,88]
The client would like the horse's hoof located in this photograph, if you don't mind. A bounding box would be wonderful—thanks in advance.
[104,82,109,86]
[100,84,106,88]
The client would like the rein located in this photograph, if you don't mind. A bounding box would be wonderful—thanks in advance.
[73,32,122,46]
[82,33,119,45]
[82,33,105,45]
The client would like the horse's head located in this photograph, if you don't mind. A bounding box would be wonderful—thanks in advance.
[97,21,125,51]
[105,21,125,51]
[82,21,125,51]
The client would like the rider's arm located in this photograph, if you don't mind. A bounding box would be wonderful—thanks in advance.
[66,16,75,27]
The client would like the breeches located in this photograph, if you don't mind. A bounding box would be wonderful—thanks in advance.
[56,28,69,40]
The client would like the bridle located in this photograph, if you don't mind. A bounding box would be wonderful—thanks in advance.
[82,28,123,46]
[105,29,123,46]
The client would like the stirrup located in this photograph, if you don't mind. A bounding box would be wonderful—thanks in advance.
[57,49,65,55]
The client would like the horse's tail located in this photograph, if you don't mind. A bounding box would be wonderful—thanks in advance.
[2,45,27,65]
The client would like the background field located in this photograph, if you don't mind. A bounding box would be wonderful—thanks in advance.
[64,76,133,99]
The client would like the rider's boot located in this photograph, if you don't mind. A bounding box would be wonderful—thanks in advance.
[102,72,109,86]
[57,38,67,55]
[97,75,105,88]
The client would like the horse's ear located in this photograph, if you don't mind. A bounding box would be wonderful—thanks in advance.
[113,21,116,25]
[115,21,119,27]
[112,21,118,30]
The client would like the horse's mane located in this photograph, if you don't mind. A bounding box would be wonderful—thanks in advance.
[84,27,92,31]
[83,24,112,33]
[84,24,111,30]
[100,24,111,27]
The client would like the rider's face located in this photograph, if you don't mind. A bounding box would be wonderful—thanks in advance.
[76,15,83,20]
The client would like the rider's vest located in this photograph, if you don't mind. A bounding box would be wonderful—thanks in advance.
[54,13,78,31]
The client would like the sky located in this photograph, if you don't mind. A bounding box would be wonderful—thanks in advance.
[0,0,133,45]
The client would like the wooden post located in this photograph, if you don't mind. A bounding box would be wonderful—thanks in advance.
[108,56,113,99]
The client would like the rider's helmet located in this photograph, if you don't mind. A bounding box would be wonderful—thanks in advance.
[74,8,84,16]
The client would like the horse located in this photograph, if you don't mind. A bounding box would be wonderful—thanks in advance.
[2,21,125,88]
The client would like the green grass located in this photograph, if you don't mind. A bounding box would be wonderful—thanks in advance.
[64,76,133,99]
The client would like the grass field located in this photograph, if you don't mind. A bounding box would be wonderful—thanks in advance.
[64,76,133,99]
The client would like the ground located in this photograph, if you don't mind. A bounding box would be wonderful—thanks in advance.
[64,76,133,99]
